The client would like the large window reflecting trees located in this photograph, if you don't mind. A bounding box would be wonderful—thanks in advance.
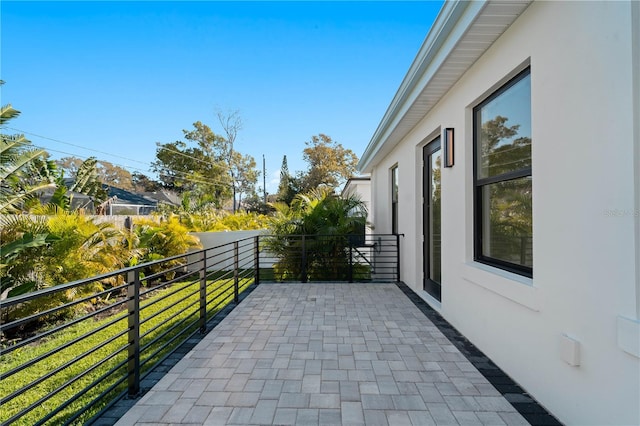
[474,68,532,276]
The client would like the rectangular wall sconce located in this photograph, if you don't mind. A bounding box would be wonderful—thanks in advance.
[444,127,454,168]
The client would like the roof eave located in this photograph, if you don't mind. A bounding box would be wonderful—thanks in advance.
[358,0,531,173]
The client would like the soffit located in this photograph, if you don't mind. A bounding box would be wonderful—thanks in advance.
[358,0,532,172]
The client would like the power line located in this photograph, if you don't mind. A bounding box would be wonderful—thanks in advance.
[2,128,236,189]
[3,126,151,168]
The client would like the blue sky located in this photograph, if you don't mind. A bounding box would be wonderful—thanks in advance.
[1,1,443,194]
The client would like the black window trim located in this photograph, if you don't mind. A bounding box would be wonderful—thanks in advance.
[473,67,533,278]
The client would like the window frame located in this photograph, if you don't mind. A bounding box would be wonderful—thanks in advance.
[473,67,533,278]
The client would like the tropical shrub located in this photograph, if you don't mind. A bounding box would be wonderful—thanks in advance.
[265,189,368,281]
[178,209,269,232]
[134,215,202,282]
[0,208,132,321]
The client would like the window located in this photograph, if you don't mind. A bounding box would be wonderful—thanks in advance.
[474,68,532,277]
[391,165,399,234]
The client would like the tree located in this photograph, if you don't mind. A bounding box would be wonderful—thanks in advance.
[152,119,259,211]
[96,160,133,190]
[49,157,109,211]
[132,172,163,192]
[217,110,242,212]
[231,151,259,210]
[479,115,532,265]
[57,157,133,190]
[299,134,358,192]
[56,156,84,177]
[152,122,232,208]
[276,155,301,205]
[215,110,259,212]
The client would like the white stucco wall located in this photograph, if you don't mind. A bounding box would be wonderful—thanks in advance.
[342,177,373,227]
[369,2,639,424]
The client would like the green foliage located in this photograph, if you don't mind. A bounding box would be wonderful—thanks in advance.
[298,134,358,193]
[266,189,367,281]
[0,116,57,213]
[153,119,259,211]
[152,122,233,208]
[134,216,202,280]
[177,209,270,232]
[0,210,131,318]
[276,154,303,205]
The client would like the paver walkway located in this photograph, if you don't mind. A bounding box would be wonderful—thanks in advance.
[115,283,529,425]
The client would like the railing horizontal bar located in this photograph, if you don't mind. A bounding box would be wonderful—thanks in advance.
[6,343,128,426]
[204,253,236,269]
[141,265,197,285]
[206,292,234,314]
[140,298,199,340]
[0,298,128,357]
[1,329,127,406]
[63,374,128,426]
[138,273,195,299]
[140,313,199,367]
[205,268,234,281]
[0,272,126,309]
[35,353,129,426]
[139,279,198,312]
[0,281,128,335]
[0,313,127,383]
[206,280,235,298]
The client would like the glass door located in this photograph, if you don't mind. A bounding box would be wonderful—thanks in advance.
[423,138,442,301]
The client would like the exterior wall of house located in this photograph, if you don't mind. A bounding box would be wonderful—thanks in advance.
[341,177,373,227]
[369,2,639,424]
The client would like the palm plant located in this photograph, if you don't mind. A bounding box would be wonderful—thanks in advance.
[1,102,57,213]
[0,208,134,321]
[134,216,202,282]
[266,189,368,281]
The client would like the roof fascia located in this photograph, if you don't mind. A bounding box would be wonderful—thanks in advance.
[358,0,487,172]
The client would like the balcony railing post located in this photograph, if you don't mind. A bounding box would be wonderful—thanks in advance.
[199,250,207,333]
[234,241,239,304]
[301,235,307,283]
[126,269,141,397]
[254,236,260,285]
[348,243,354,283]
[396,234,401,282]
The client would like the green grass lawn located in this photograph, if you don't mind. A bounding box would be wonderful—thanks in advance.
[0,276,254,425]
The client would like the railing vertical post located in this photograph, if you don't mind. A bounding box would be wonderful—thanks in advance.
[126,269,141,397]
[234,241,239,303]
[396,234,401,282]
[348,243,354,283]
[254,236,260,285]
[301,235,307,283]
[199,250,207,333]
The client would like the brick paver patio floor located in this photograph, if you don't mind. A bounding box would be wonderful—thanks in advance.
[115,283,529,425]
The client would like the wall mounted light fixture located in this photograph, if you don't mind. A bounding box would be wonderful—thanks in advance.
[444,127,454,168]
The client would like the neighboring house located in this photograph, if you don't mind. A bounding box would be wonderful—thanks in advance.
[358,1,639,425]
[141,190,180,209]
[341,175,372,225]
[99,186,157,215]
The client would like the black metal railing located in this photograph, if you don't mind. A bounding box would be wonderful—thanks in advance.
[259,233,400,283]
[0,233,399,425]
